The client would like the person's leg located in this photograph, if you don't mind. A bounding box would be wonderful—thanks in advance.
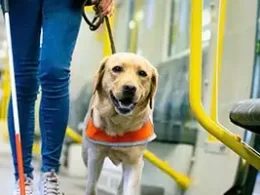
[7,0,42,181]
[39,0,82,174]
[39,2,81,193]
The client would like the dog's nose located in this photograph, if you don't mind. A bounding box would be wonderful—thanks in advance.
[122,85,136,95]
[123,85,136,93]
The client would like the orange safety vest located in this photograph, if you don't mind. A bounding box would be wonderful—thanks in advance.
[85,117,156,147]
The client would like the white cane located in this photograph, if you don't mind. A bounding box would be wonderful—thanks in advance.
[2,0,26,194]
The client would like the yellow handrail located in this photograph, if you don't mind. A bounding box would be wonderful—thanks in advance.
[208,0,225,142]
[128,0,142,52]
[189,0,260,170]
[65,127,191,189]
[0,57,10,120]
[143,150,190,190]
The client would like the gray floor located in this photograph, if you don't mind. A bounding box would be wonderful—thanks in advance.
[0,142,86,195]
[0,142,164,195]
[1,139,259,195]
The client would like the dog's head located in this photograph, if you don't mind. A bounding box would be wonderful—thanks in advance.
[92,52,158,116]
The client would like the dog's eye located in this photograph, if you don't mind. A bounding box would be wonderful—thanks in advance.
[112,66,123,73]
[138,70,147,77]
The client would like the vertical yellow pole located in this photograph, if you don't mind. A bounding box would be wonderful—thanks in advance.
[0,56,11,141]
[208,0,226,141]
[128,0,143,53]
[0,57,10,120]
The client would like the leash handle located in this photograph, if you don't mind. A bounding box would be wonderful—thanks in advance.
[81,0,116,54]
[81,0,104,31]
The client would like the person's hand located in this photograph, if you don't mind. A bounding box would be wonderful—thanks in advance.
[96,0,114,16]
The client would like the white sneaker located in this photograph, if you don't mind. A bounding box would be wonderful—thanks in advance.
[39,170,63,195]
[13,176,34,195]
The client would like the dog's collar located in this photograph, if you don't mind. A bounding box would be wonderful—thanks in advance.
[85,116,156,147]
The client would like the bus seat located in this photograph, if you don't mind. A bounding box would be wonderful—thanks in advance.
[229,99,260,134]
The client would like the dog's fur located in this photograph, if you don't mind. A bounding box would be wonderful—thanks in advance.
[82,52,158,195]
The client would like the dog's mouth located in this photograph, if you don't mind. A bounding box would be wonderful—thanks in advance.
[110,91,136,115]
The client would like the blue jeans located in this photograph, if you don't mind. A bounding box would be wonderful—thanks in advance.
[6,0,82,180]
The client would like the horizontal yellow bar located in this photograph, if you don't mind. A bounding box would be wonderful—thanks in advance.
[143,150,190,190]
[190,0,260,170]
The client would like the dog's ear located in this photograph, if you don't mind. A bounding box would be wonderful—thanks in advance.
[148,68,158,109]
[92,56,109,94]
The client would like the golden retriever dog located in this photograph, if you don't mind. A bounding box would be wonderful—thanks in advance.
[82,52,158,195]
